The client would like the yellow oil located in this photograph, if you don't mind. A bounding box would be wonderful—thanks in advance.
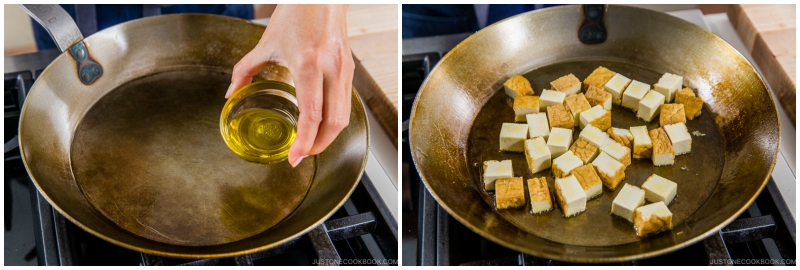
[225,108,296,163]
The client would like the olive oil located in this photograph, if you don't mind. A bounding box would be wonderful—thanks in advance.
[225,108,296,163]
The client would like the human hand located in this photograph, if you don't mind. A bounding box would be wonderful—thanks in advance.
[226,4,354,167]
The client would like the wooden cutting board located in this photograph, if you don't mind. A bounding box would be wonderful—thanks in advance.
[727,4,796,125]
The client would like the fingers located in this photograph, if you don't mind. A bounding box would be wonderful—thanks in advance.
[226,49,269,99]
[287,57,324,167]
[308,54,354,155]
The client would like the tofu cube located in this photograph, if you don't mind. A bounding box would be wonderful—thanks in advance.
[513,96,539,122]
[483,160,513,191]
[547,104,574,130]
[654,73,683,103]
[552,150,583,178]
[499,123,528,152]
[659,104,686,127]
[526,113,550,140]
[579,105,611,131]
[642,174,678,205]
[572,164,603,200]
[547,127,573,159]
[569,137,600,164]
[608,127,634,150]
[579,125,610,147]
[604,73,632,105]
[611,183,646,223]
[630,126,653,160]
[503,74,534,99]
[583,66,617,91]
[649,128,675,166]
[551,73,582,96]
[524,137,551,174]
[600,139,632,167]
[592,152,626,190]
[539,90,566,111]
[664,122,692,155]
[675,87,704,120]
[564,93,591,127]
[637,90,665,122]
[528,177,553,214]
[621,80,650,111]
[633,202,673,236]
[585,85,612,110]
[554,175,587,218]
[495,177,526,209]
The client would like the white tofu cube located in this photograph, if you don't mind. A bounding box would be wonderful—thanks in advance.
[642,174,678,205]
[630,126,653,159]
[663,122,692,155]
[528,177,553,214]
[539,90,566,111]
[611,183,646,222]
[483,160,513,191]
[547,127,573,158]
[621,80,650,111]
[637,90,665,122]
[654,73,683,103]
[604,73,632,105]
[579,125,610,147]
[499,123,528,152]
[524,137,551,174]
[554,175,587,218]
[600,139,632,166]
[579,105,611,130]
[526,113,550,140]
[592,152,626,190]
[634,201,673,236]
[552,150,583,178]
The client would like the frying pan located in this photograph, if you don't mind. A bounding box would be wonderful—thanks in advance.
[409,5,780,262]
[19,5,368,258]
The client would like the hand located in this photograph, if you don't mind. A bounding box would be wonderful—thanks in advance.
[226,4,354,167]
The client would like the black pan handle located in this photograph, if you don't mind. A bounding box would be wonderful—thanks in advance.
[579,4,607,44]
[20,4,103,85]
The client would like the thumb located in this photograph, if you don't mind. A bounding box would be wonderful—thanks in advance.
[226,49,270,98]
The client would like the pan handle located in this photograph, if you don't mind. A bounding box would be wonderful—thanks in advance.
[20,4,103,85]
[578,4,607,44]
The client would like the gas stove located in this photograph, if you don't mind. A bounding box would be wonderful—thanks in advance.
[4,50,398,266]
[401,9,795,266]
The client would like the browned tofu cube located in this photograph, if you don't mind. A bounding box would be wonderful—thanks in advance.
[551,74,582,95]
[571,164,603,200]
[513,96,540,122]
[659,104,686,127]
[527,177,553,214]
[649,128,675,166]
[504,74,534,99]
[675,87,704,120]
[547,104,574,130]
[585,85,612,110]
[569,137,600,164]
[583,66,617,91]
[565,93,592,127]
[608,128,634,150]
[495,177,525,209]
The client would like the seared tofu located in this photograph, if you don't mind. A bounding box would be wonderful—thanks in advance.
[642,174,677,205]
[664,122,691,155]
[484,160,513,191]
[621,80,650,112]
[514,96,540,122]
[547,127,573,158]
[605,73,632,105]
[524,137,551,174]
[659,104,686,127]
[569,137,600,164]
[633,201,673,236]
[600,139,632,167]
[552,150,583,178]
[592,152,626,190]
[526,113,550,140]
[675,87,703,120]
[654,73,683,103]
[630,126,653,160]
[572,164,603,200]
[583,66,617,91]
[637,90,665,122]
[608,127,634,150]
[499,123,529,152]
[585,85,612,110]
[579,125,610,148]
[554,175,587,218]
[547,104,574,130]
[551,74,582,95]
[579,105,611,131]
[495,177,525,209]
[565,93,591,127]
[504,74,534,99]
[528,177,553,214]
[540,90,566,111]
[649,128,675,166]
[611,183,645,222]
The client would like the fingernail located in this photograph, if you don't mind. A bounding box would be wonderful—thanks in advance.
[225,84,235,98]
[291,155,308,168]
